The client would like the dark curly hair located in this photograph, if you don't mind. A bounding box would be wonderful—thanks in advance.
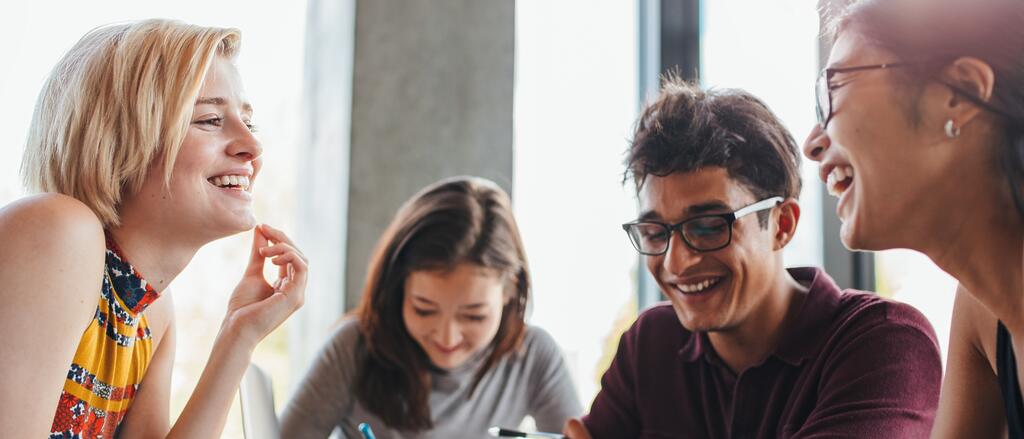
[625,75,802,226]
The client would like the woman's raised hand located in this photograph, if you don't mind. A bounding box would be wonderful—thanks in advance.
[223,224,307,347]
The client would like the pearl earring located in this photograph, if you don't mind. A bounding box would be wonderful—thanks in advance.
[945,119,961,139]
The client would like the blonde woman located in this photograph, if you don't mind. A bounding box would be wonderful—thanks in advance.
[0,19,307,437]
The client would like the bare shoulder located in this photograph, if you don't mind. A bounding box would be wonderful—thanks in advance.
[0,193,104,247]
[0,193,106,323]
[0,194,109,436]
[951,284,999,372]
[932,284,1005,438]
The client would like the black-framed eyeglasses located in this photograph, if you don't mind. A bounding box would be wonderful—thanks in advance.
[622,196,784,255]
[815,62,913,129]
[815,60,1012,129]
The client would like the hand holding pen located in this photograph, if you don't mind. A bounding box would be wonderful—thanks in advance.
[562,418,591,439]
[358,422,377,439]
[489,426,567,439]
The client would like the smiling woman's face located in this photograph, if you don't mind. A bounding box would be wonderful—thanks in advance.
[402,263,507,370]
[803,28,966,251]
[121,56,263,240]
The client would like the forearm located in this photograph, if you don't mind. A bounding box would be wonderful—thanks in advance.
[166,325,255,439]
[162,224,306,438]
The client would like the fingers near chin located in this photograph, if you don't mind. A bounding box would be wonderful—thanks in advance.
[259,243,295,258]
[260,224,291,242]
[255,224,270,243]
[270,253,296,266]
[260,225,308,260]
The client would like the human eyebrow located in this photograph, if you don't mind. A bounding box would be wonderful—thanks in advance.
[195,96,226,106]
[685,201,731,215]
[195,97,253,116]
[636,200,732,222]
[411,295,438,306]
[636,210,661,222]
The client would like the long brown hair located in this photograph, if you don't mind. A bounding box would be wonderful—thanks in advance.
[353,176,529,431]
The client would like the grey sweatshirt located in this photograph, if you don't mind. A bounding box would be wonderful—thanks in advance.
[280,320,583,438]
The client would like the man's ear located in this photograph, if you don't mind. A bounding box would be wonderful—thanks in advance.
[773,198,801,251]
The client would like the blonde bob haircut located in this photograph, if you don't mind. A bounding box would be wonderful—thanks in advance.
[21,19,241,228]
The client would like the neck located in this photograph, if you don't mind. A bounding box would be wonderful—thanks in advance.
[708,268,808,374]
[921,186,1024,332]
[108,216,203,293]
[904,134,1024,330]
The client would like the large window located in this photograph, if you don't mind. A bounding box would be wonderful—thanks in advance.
[514,0,640,404]
[875,251,957,361]
[701,0,824,268]
[0,4,306,437]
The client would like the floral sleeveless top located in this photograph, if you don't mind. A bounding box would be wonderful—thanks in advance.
[49,236,161,438]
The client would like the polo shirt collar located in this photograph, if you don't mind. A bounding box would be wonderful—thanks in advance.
[771,267,843,365]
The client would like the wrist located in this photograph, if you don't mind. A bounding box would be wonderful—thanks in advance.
[216,316,260,354]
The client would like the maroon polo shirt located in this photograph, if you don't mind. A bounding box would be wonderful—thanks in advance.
[582,267,941,439]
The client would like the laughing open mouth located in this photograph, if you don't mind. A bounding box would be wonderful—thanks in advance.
[826,165,854,197]
[208,174,251,191]
[674,276,723,295]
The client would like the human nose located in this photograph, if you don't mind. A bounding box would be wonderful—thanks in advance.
[226,118,262,161]
[662,229,701,276]
[802,123,830,162]
[437,317,463,348]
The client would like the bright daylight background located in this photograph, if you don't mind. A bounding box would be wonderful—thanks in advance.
[0,1,956,437]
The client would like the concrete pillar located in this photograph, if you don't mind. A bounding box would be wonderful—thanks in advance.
[344,0,516,308]
[294,0,357,377]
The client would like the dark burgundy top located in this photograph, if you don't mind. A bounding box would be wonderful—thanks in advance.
[583,267,941,439]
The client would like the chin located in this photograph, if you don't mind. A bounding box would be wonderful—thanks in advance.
[197,217,257,243]
[839,221,862,250]
[840,216,897,252]
[681,321,726,333]
[236,214,258,232]
[430,354,469,370]
[223,211,258,233]
[672,308,718,333]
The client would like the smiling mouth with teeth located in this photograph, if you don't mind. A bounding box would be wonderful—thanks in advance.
[826,165,855,197]
[675,277,723,295]
[208,175,252,191]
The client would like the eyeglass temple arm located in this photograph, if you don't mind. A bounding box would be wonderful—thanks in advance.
[733,196,784,219]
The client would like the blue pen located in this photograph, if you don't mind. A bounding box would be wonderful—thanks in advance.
[358,422,377,439]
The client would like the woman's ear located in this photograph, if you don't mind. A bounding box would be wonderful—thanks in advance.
[773,198,801,251]
[940,57,997,129]
[501,275,515,306]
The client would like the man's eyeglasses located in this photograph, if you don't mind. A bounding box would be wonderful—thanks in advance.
[815,62,912,129]
[622,197,784,255]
